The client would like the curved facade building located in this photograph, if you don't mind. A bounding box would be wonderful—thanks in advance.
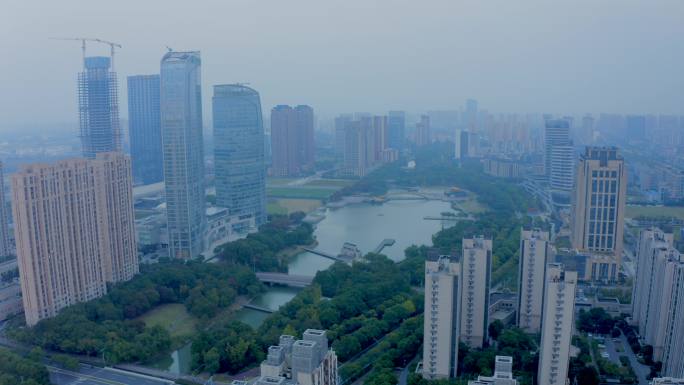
[213,84,266,227]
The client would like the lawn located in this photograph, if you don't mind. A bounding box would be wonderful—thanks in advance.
[454,196,489,214]
[303,179,355,188]
[266,178,299,187]
[268,199,322,215]
[626,205,684,220]
[136,303,198,339]
[266,187,333,200]
[267,202,289,215]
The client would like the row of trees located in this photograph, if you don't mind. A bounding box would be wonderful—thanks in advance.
[343,315,424,385]
[0,348,50,385]
[11,260,262,364]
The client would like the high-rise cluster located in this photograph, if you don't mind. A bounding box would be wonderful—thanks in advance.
[12,153,137,326]
[422,237,491,380]
[336,114,400,177]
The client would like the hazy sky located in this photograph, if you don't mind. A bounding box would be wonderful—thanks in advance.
[1,0,683,131]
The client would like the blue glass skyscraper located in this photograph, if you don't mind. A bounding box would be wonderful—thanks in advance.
[78,56,121,158]
[213,84,266,227]
[127,74,163,185]
[160,51,206,259]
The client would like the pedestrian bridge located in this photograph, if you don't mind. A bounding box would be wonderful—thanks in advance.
[255,272,314,288]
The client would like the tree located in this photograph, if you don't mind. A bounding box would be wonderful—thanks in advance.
[27,347,44,362]
[203,347,220,374]
[611,327,621,338]
[365,368,398,385]
[642,345,654,364]
[332,336,361,361]
[489,320,504,341]
[576,366,600,385]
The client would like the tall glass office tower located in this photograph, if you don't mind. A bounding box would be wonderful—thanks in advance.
[78,56,121,158]
[213,84,266,227]
[127,74,163,185]
[160,51,206,259]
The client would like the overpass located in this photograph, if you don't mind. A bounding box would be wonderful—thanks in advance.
[256,272,314,288]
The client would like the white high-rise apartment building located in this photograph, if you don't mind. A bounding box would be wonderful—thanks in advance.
[632,228,683,361]
[422,253,460,380]
[537,264,577,385]
[0,162,11,257]
[517,228,552,333]
[571,146,627,282]
[12,153,138,326]
[663,259,684,378]
[461,236,492,348]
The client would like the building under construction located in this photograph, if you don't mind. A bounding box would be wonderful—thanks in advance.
[67,38,122,158]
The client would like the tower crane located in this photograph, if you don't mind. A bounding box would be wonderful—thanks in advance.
[50,37,122,70]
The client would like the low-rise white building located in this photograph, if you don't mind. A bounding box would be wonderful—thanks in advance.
[468,356,518,385]
[257,329,338,385]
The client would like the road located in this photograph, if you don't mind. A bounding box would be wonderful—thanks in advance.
[49,364,174,385]
[617,334,651,385]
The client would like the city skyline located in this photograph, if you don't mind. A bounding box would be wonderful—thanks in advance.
[3,1,684,131]
[2,2,684,384]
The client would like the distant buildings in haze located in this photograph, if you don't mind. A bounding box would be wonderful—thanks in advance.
[270,105,315,177]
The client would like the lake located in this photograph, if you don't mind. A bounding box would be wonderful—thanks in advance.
[150,194,456,374]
